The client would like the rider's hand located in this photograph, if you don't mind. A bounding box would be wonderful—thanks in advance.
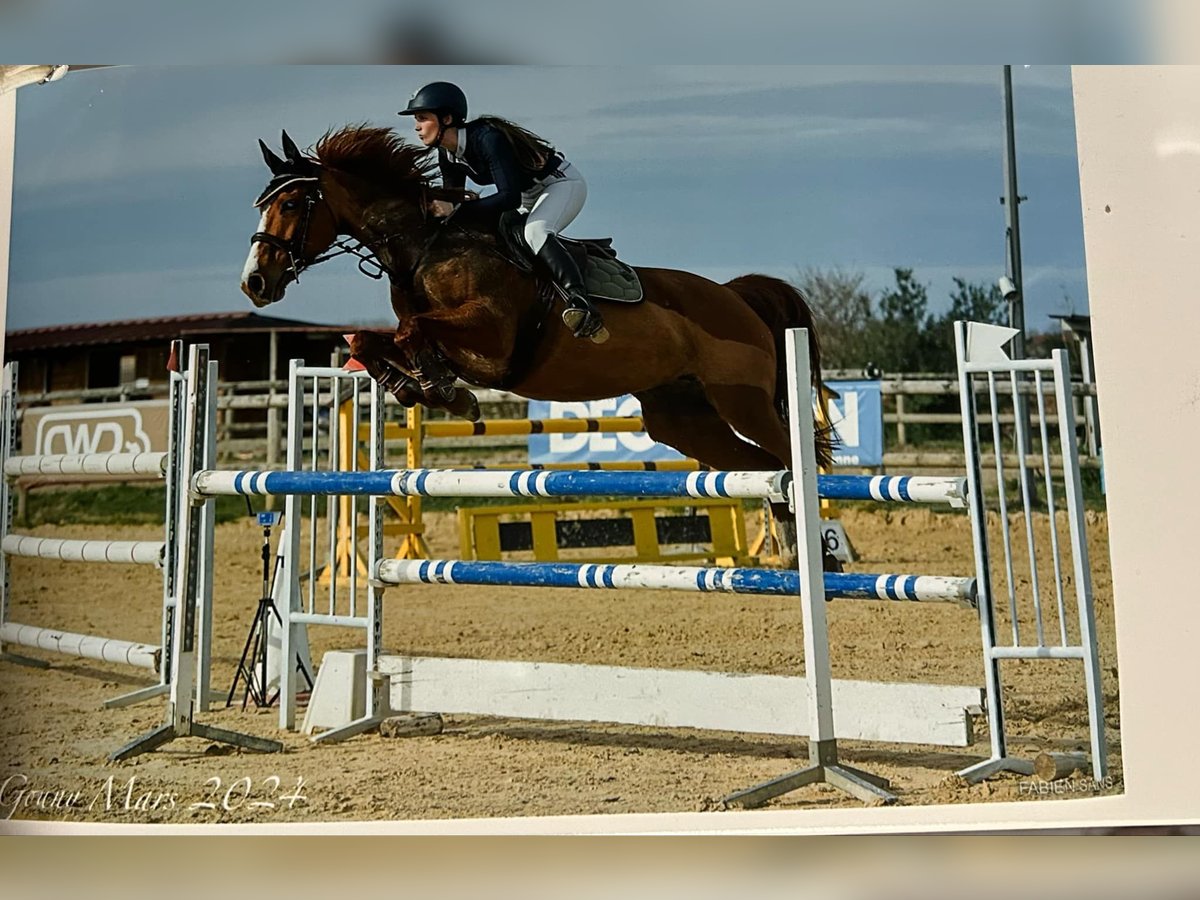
[430,199,456,218]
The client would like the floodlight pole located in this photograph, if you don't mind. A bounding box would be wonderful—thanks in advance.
[1001,65,1027,359]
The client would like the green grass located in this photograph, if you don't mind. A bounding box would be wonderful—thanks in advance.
[20,485,250,527]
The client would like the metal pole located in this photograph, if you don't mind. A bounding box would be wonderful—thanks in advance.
[1,90,16,357]
[1001,65,1027,359]
[1079,333,1100,458]
[1002,66,1036,499]
[265,330,280,512]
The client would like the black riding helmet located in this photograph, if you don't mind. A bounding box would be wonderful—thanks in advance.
[397,81,468,126]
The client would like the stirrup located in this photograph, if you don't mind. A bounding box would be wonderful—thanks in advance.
[562,307,610,344]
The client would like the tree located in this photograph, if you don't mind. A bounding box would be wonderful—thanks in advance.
[944,277,1007,325]
[863,268,938,373]
[924,277,1010,369]
[788,265,1060,376]
[878,267,929,325]
[792,266,875,370]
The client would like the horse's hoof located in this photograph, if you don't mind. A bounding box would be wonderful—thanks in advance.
[446,388,480,421]
[822,551,844,574]
[420,381,457,403]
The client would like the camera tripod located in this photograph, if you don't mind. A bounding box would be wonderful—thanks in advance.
[227,512,312,710]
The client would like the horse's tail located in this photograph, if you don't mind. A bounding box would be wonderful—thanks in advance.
[723,273,837,469]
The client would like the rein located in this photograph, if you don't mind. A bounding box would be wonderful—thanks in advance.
[249,165,554,388]
[250,180,478,283]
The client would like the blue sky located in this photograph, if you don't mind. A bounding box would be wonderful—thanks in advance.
[7,65,1090,334]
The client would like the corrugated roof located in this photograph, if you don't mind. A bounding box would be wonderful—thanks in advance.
[5,311,376,353]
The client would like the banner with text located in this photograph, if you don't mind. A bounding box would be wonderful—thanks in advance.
[529,381,882,467]
[22,400,171,457]
[527,396,683,464]
[826,380,883,467]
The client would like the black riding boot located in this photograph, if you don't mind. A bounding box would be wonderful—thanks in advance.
[535,236,610,344]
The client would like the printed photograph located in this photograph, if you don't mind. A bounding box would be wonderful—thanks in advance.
[0,65,1123,826]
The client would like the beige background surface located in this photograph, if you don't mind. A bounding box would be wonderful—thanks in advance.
[1067,64,1200,828]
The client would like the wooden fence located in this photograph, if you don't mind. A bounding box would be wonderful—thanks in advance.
[13,371,1103,472]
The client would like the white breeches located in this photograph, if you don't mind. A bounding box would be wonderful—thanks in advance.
[520,159,587,253]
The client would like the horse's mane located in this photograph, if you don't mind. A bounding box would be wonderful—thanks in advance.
[313,124,438,196]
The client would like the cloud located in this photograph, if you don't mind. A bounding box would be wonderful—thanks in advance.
[5,65,1091,337]
[13,66,1080,197]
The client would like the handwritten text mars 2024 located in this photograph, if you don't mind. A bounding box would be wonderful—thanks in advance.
[0,773,308,819]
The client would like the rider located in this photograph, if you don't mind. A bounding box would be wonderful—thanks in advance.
[398,81,609,344]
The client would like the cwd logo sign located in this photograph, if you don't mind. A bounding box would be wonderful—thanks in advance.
[24,403,169,457]
[528,397,684,464]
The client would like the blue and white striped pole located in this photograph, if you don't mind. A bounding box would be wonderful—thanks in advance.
[375,558,976,605]
[193,467,966,506]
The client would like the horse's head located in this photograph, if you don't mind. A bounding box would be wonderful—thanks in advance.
[241,131,340,307]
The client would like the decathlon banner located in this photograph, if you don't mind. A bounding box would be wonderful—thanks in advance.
[528,384,882,467]
[525,388,883,468]
[527,397,684,464]
[826,380,884,467]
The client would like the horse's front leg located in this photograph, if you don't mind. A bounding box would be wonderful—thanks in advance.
[388,325,479,421]
[347,331,425,408]
[392,325,456,403]
[389,285,460,405]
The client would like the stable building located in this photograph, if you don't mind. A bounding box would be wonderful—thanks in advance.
[3,311,365,401]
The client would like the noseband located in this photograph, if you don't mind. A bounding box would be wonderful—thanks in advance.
[250,174,410,282]
[250,178,332,283]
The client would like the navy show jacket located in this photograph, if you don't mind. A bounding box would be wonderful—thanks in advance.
[438,122,562,223]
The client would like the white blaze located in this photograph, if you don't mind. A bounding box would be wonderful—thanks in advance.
[241,208,269,285]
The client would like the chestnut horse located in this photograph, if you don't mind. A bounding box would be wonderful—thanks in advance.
[241,127,835,557]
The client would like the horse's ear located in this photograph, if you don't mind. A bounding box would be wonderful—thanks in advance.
[259,139,287,175]
[281,130,303,164]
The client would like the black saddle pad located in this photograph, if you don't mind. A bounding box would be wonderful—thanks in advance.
[498,210,643,303]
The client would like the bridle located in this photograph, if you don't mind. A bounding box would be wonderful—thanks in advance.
[250,168,477,285]
[250,174,397,282]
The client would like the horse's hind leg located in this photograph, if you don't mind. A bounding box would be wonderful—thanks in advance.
[635,381,783,472]
[698,381,791,470]
[638,381,840,573]
[697,383,843,573]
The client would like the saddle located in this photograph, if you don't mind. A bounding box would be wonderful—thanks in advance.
[496,210,644,303]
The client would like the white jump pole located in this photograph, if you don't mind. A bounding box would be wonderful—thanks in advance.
[721,328,896,808]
